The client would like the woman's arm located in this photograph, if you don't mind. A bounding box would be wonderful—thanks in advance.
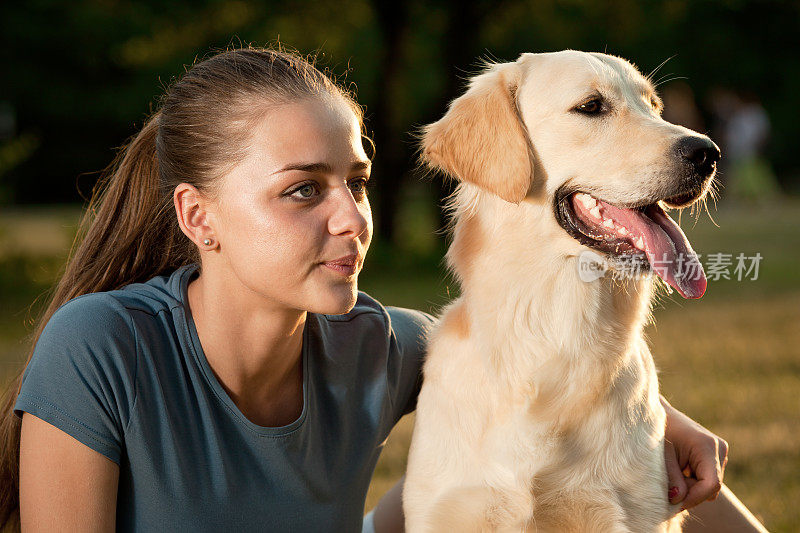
[683,485,769,532]
[661,395,728,508]
[661,398,768,531]
[19,412,119,532]
[369,475,405,533]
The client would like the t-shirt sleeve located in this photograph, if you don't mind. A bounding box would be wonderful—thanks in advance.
[385,306,437,420]
[13,293,138,465]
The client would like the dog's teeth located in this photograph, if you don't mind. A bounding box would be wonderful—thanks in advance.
[577,194,596,209]
[635,236,645,249]
[590,206,602,219]
[617,226,628,236]
[602,218,614,228]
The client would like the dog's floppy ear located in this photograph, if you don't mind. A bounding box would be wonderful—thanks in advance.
[422,61,531,204]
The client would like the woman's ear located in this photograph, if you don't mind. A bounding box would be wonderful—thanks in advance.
[422,61,532,204]
[174,183,217,249]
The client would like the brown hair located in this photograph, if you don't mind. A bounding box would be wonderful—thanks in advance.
[0,45,363,530]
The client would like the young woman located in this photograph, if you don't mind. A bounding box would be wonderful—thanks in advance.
[0,47,764,532]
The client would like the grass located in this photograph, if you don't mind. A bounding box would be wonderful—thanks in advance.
[1,192,798,531]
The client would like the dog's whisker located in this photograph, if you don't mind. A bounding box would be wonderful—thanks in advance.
[703,197,720,228]
[646,55,677,84]
[653,75,688,88]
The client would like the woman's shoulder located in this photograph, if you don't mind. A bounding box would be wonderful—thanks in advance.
[33,293,140,382]
[39,269,194,371]
[49,264,190,329]
[46,291,136,335]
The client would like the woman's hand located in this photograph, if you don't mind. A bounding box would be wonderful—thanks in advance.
[661,396,729,510]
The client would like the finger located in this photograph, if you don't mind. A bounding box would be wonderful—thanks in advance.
[718,438,729,475]
[708,438,728,500]
[684,475,699,499]
[681,456,722,510]
[663,440,688,504]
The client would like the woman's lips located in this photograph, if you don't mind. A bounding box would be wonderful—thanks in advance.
[321,254,359,276]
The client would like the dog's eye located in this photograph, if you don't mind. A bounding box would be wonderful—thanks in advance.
[574,98,604,115]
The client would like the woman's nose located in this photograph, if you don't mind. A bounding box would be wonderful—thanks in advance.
[327,187,370,237]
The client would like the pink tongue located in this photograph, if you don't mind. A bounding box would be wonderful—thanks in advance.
[597,201,707,299]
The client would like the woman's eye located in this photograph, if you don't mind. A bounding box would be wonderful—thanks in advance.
[289,183,318,199]
[349,178,369,196]
[574,98,604,115]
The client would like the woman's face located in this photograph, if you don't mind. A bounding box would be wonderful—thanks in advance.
[209,96,373,315]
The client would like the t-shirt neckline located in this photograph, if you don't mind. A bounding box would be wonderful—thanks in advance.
[176,263,310,437]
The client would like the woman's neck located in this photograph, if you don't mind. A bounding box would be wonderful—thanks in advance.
[187,267,306,426]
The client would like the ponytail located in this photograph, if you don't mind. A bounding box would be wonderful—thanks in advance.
[0,111,196,530]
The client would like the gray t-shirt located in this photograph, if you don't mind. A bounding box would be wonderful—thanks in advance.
[14,263,435,532]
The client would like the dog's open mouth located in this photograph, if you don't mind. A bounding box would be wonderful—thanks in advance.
[556,191,707,299]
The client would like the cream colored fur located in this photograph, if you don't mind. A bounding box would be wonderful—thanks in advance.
[403,51,706,532]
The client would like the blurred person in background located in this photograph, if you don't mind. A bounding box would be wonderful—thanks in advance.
[710,88,780,202]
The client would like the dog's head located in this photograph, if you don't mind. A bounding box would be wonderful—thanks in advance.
[422,50,720,299]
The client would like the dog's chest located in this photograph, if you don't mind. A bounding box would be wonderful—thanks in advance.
[460,397,670,531]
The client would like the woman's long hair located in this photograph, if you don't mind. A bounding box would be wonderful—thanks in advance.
[0,45,363,530]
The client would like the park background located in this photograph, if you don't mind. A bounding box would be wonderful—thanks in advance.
[1,0,798,530]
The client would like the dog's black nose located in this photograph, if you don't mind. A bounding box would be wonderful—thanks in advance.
[676,136,721,178]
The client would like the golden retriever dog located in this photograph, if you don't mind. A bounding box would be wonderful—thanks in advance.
[403,50,720,532]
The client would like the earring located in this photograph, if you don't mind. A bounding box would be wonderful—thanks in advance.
[203,238,213,246]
